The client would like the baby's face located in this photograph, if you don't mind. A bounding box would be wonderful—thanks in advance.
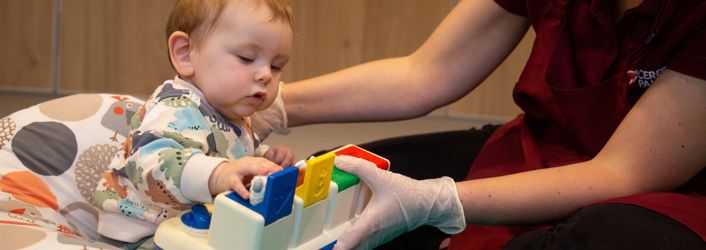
[188,0,292,121]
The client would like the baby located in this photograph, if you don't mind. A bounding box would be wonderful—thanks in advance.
[91,0,295,244]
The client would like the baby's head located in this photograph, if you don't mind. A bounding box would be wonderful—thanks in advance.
[166,0,293,51]
[165,0,293,121]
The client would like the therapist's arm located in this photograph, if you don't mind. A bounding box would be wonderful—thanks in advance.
[283,0,529,126]
[457,70,706,225]
[332,70,706,250]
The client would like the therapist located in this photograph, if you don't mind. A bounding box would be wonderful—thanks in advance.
[253,0,706,249]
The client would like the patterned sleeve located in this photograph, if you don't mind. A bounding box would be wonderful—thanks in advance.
[92,85,225,224]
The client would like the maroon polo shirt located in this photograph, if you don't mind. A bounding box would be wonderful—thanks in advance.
[450,0,706,249]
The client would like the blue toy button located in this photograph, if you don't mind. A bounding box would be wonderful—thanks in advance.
[227,166,299,225]
[320,240,336,250]
[180,203,211,229]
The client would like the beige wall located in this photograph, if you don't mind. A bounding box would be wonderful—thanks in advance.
[0,0,54,92]
[59,0,177,95]
[0,0,528,120]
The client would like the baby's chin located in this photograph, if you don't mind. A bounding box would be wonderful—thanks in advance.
[213,106,240,119]
[221,108,256,121]
[217,102,270,121]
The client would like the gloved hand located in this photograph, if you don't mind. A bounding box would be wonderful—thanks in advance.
[250,81,290,140]
[333,155,466,250]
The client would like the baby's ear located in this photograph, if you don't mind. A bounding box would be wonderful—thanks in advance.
[168,31,194,77]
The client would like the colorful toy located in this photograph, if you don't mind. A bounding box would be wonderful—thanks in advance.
[153,144,390,250]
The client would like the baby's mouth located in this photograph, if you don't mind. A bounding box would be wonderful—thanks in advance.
[247,92,267,104]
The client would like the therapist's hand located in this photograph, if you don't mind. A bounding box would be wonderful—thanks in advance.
[333,156,466,250]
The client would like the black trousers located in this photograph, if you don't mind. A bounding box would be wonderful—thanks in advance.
[320,125,705,250]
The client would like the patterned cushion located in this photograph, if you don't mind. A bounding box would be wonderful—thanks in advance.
[0,93,143,249]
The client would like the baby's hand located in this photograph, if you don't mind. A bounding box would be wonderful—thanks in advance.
[208,157,283,198]
[263,145,295,167]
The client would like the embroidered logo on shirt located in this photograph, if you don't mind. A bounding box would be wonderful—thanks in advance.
[627,66,666,88]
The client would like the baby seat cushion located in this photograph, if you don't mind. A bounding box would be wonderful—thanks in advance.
[0,93,143,249]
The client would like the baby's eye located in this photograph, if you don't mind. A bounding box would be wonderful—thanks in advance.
[238,55,254,63]
[271,65,283,72]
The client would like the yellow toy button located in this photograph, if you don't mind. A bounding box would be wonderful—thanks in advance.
[295,152,335,207]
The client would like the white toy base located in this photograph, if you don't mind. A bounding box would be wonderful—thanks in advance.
[153,145,389,250]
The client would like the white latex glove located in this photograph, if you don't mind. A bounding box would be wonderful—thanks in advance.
[333,155,466,250]
[250,81,290,140]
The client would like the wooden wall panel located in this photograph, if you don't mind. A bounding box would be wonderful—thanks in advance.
[361,0,451,61]
[285,0,452,81]
[0,0,54,91]
[285,1,366,81]
[59,0,176,96]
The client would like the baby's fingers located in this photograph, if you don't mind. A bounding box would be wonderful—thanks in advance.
[230,177,250,199]
[274,150,294,167]
[239,157,282,175]
[258,160,284,175]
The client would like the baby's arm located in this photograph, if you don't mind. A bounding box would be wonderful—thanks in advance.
[207,157,283,199]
